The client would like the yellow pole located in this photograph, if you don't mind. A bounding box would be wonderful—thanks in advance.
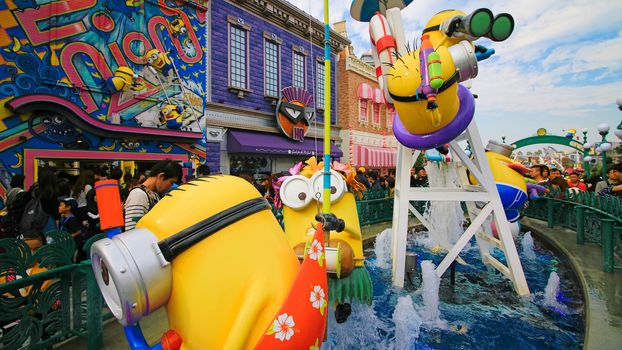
[322,0,331,214]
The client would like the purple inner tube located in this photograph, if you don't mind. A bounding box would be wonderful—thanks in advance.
[393,84,475,150]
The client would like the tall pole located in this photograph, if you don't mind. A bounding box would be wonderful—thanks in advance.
[598,123,610,180]
[582,128,590,178]
[322,0,331,214]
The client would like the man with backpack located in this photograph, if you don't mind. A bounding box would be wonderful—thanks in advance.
[123,160,181,231]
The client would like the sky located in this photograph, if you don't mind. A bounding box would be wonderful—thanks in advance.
[284,0,622,149]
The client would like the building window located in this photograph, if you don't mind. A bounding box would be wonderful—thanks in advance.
[229,25,248,89]
[293,52,305,88]
[264,39,280,97]
[359,99,369,123]
[316,60,324,109]
[372,103,380,125]
[386,104,395,128]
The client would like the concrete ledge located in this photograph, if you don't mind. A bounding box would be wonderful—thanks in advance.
[521,217,622,350]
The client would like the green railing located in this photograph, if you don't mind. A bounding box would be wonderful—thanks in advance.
[524,193,622,273]
[355,188,428,227]
[0,231,107,350]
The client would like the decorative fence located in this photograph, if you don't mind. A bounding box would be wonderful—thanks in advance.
[524,190,622,273]
[0,231,107,350]
[355,188,427,227]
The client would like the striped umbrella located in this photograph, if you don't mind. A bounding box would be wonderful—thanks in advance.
[350,0,414,22]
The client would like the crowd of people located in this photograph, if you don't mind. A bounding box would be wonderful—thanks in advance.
[0,160,184,261]
[527,163,622,198]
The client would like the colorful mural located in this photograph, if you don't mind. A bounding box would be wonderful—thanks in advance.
[0,0,210,195]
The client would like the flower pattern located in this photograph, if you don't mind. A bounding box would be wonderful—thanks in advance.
[270,313,296,341]
[309,285,327,315]
[307,239,324,266]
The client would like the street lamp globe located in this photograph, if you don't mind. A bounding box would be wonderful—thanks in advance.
[595,146,602,154]
[597,123,610,135]
[584,156,592,162]
[583,143,592,150]
[600,142,612,152]
[615,129,622,139]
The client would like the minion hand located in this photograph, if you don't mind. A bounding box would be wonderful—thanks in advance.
[474,45,495,61]
[314,213,345,232]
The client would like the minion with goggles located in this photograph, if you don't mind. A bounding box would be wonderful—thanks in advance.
[170,16,187,37]
[146,49,173,77]
[105,66,145,93]
[91,176,332,349]
[279,160,372,322]
[160,104,185,129]
[379,8,514,150]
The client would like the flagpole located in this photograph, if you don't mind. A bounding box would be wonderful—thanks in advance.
[322,0,331,214]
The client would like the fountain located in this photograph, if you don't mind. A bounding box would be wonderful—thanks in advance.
[393,296,422,348]
[374,228,393,269]
[419,260,447,329]
[522,231,537,260]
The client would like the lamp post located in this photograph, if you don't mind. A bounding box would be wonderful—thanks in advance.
[582,128,590,178]
[597,123,611,180]
[616,97,622,139]
[501,134,506,144]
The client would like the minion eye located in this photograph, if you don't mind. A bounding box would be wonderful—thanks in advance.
[280,175,312,209]
[309,169,346,204]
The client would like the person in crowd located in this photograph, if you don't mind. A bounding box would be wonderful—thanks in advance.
[120,172,134,202]
[595,165,620,194]
[413,167,429,187]
[550,177,570,199]
[19,169,60,250]
[409,167,418,187]
[356,167,371,189]
[530,165,550,187]
[367,170,382,190]
[5,174,25,208]
[71,170,95,221]
[596,163,622,196]
[83,188,100,239]
[57,197,84,259]
[549,168,562,181]
[566,172,586,191]
[124,160,181,231]
[196,164,211,177]
[238,173,254,184]
[134,171,147,185]
[93,166,108,182]
[386,176,395,197]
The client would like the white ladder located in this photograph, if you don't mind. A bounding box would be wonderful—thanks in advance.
[391,120,530,296]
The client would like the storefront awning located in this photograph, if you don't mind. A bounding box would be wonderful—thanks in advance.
[351,144,397,168]
[228,130,343,157]
[357,83,374,100]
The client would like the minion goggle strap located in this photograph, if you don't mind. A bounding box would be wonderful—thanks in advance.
[90,197,270,326]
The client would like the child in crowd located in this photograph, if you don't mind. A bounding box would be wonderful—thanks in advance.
[58,197,84,261]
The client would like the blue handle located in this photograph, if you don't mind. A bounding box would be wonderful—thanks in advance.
[124,324,162,350]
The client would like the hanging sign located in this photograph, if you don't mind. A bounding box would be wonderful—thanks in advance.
[276,86,315,141]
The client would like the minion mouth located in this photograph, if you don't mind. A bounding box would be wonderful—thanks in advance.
[389,71,460,102]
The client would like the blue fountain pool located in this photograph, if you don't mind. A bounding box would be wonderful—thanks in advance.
[325,230,584,349]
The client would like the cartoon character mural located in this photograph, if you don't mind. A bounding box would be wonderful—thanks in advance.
[91,176,330,349]
[0,0,208,195]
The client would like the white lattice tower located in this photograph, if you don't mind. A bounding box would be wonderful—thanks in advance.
[391,120,530,296]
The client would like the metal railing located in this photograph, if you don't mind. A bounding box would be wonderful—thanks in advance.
[0,231,107,350]
[524,191,622,273]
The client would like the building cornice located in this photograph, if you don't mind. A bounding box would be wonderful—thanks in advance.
[345,55,375,80]
[227,0,350,53]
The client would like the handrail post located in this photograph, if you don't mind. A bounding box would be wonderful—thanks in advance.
[547,199,554,228]
[576,206,585,245]
[601,218,614,273]
[85,262,103,350]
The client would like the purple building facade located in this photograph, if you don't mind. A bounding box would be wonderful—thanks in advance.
[207,0,349,175]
